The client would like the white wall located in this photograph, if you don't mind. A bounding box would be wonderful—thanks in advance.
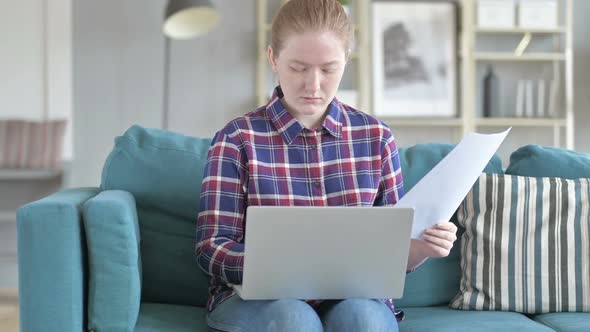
[573,0,590,153]
[0,0,73,160]
[47,0,73,161]
[0,0,43,121]
[70,0,256,187]
[70,0,165,187]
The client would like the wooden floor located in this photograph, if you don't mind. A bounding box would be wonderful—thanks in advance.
[0,289,18,332]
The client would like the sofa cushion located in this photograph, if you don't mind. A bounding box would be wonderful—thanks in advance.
[137,209,209,306]
[399,306,554,332]
[134,303,207,332]
[395,230,463,308]
[506,145,590,179]
[532,312,590,332]
[83,190,142,332]
[101,125,212,306]
[450,173,590,313]
[395,143,503,308]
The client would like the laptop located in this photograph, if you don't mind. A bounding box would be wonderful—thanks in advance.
[232,206,414,300]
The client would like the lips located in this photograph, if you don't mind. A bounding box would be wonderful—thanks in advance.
[302,97,322,104]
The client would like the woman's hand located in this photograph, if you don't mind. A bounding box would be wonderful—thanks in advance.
[407,222,458,271]
[420,222,458,258]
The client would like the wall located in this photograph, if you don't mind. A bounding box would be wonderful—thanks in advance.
[0,0,73,159]
[70,0,256,187]
[0,0,43,121]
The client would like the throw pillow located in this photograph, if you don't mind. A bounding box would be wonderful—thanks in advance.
[450,173,590,314]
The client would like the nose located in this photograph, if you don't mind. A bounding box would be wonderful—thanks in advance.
[304,69,321,93]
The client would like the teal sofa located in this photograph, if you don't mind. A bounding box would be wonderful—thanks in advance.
[17,125,590,331]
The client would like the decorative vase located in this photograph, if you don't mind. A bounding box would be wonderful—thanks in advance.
[482,65,500,118]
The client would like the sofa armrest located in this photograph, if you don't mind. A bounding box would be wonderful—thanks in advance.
[83,190,142,332]
[17,187,100,332]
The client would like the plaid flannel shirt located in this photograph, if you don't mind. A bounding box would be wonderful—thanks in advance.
[196,86,405,318]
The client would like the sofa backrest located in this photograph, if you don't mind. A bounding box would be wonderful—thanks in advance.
[100,125,212,307]
[395,143,504,308]
[506,144,590,178]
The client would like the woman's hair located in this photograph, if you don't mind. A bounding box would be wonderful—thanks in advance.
[270,0,354,59]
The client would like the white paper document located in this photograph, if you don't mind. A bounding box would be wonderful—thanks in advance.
[395,128,511,239]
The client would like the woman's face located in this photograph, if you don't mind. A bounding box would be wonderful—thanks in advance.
[269,30,347,119]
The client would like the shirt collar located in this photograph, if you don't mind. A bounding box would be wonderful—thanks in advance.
[265,86,343,145]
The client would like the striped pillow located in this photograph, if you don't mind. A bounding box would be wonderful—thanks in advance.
[0,119,66,169]
[450,173,590,314]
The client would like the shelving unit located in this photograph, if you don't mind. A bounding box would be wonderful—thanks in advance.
[255,0,574,149]
[461,0,574,149]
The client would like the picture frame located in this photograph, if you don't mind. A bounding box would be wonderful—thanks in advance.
[372,1,458,117]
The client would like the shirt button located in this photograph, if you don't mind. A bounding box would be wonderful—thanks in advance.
[311,145,318,150]
[313,181,321,187]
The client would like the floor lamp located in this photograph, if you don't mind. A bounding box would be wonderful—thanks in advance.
[162,0,219,129]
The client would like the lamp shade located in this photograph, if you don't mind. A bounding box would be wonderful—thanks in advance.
[163,0,219,39]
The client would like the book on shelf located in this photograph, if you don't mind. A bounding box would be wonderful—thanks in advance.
[525,80,534,117]
[515,79,525,117]
[548,78,560,118]
[536,79,546,118]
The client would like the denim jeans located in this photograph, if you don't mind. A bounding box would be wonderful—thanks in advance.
[206,295,399,332]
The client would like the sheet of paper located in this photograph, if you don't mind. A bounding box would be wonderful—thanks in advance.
[395,128,511,239]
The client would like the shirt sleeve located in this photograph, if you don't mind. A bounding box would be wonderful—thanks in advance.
[374,132,405,206]
[196,129,248,285]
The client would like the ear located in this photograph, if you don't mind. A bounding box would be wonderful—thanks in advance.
[267,46,277,73]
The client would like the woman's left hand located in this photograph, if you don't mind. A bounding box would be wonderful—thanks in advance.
[420,222,458,258]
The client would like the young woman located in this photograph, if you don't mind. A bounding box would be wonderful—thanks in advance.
[196,1,457,331]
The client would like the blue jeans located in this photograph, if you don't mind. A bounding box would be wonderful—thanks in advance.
[206,295,399,332]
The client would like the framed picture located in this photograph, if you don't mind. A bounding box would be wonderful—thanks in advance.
[372,1,458,117]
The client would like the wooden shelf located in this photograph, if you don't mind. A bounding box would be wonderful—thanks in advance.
[381,117,464,127]
[0,169,62,180]
[476,117,567,127]
[475,52,566,62]
[475,27,566,34]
